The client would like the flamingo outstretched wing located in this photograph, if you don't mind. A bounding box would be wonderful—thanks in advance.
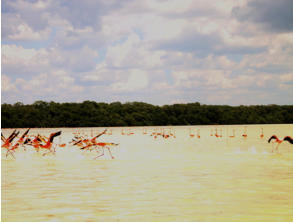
[1,133,6,142]
[49,131,62,143]
[268,135,278,143]
[283,136,293,144]
[21,128,30,139]
[94,129,107,140]
[9,131,19,143]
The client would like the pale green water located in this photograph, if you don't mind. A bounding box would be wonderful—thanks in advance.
[2,125,293,221]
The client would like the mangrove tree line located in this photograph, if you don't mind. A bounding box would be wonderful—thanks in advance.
[1,101,293,128]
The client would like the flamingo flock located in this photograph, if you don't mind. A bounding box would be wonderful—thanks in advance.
[1,129,119,159]
[2,126,292,159]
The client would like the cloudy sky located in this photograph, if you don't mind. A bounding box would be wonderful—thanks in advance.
[2,0,293,105]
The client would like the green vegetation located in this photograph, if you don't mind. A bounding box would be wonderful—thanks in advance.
[1,101,293,128]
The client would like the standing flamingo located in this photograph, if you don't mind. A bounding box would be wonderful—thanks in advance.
[197,129,200,139]
[229,129,235,138]
[260,128,264,139]
[242,127,247,138]
[189,128,195,138]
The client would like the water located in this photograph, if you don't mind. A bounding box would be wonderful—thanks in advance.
[2,125,293,221]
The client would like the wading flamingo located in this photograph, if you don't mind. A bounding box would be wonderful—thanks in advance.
[189,128,195,138]
[242,127,247,138]
[260,128,264,139]
[229,129,235,138]
[197,129,200,139]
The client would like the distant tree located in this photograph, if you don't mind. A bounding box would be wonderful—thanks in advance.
[1,101,293,128]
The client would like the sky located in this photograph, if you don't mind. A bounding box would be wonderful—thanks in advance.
[1,0,293,105]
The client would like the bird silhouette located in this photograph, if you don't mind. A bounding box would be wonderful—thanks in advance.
[268,135,293,152]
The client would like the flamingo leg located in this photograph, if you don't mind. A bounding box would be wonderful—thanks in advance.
[275,143,281,153]
[94,147,105,159]
[42,148,55,156]
[271,142,275,153]
[106,147,114,159]
[6,149,16,159]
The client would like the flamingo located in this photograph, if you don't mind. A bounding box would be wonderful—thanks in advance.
[229,129,235,138]
[9,128,30,152]
[197,129,200,139]
[39,131,62,155]
[215,128,220,138]
[93,142,119,159]
[268,135,293,152]
[24,135,43,152]
[189,128,195,138]
[162,128,171,139]
[76,130,107,150]
[260,128,264,139]
[242,127,247,138]
[24,132,61,155]
[2,130,20,158]
[127,128,134,136]
[170,128,176,138]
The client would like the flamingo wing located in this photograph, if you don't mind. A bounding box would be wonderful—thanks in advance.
[1,133,6,142]
[9,131,20,143]
[7,130,16,140]
[283,136,293,144]
[21,128,30,139]
[268,135,278,143]
[93,129,107,140]
[49,131,62,143]
[24,138,32,144]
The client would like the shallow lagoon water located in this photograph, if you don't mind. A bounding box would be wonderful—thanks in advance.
[2,124,293,221]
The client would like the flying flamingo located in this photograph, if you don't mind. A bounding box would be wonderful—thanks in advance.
[24,132,61,155]
[76,130,107,150]
[39,131,62,155]
[268,135,293,152]
[9,128,30,152]
[93,142,119,159]
[24,135,43,152]
[2,130,20,158]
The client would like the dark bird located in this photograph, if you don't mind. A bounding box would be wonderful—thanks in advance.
[268,135,293,152]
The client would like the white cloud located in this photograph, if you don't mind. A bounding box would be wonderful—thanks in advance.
[2,0,293,105]
[2,75,17,92]
[111,69,149,92]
